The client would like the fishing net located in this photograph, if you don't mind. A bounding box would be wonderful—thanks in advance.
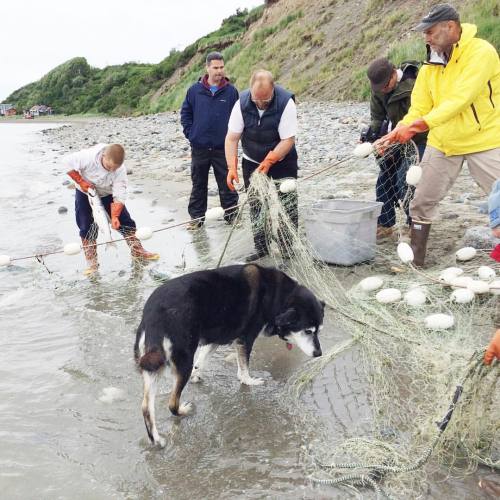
[8,138,498,498]
[169,141,497,498]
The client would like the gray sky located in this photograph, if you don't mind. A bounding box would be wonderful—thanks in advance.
[0,0,262,101]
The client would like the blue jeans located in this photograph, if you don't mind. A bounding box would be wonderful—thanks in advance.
[376,144,425,227]
[75,189,136,240]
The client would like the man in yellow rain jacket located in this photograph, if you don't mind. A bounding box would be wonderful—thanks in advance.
[379,3,500,266]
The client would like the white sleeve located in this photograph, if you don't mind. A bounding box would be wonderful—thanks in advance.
[64,144,103,174]
[227,100,245,134]
[65,149,92,173]
[278,99,297,139]
[112,166,128,203]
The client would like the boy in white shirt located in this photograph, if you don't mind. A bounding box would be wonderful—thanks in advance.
[66,143,159,275]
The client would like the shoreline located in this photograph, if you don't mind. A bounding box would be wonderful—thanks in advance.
[37,101,493,270]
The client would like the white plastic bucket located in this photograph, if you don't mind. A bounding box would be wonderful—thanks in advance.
[304,199,383,265]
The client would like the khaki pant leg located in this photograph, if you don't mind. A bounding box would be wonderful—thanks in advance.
[465,147,500,195]
[410,146,464,223]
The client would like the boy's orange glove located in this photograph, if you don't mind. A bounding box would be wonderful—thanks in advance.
[484,330,500,365]
[68,170,93,192]
[110,202,124,229]
[257,150,281,175]
[226,157,239,191]
[384,119,429,145]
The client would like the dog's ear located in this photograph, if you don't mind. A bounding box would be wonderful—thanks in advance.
[275,307,297,328]
[320,300,326,311]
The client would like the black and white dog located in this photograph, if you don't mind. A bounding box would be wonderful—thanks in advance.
[134,264,324,446]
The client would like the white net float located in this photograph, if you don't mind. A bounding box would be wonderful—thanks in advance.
[359,276,384,292]
[424,313,454,330]
[456,247,477,261]
[63,242,81,256]
[404,288,426,306]
[0,255,11,266]
[451,288,475,304]
[352,142,373,158]
[279,179,297,193]
[135,226,154,240]
[450,276,474,289]
[489,279,500,295]
[205,207,225,221]
[477,266,495,280]
[376,288,401,304]
[397,242,414,263]
[405,165,422,186]
[467,280,490,294]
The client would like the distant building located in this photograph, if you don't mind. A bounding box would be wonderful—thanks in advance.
[0,103,15,116]
[29,104,53,116]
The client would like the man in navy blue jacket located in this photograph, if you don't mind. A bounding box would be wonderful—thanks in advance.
[180,52,239,230]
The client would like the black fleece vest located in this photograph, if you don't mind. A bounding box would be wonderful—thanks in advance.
[240,85,298,166]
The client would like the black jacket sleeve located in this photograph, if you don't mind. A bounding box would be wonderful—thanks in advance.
[180,88,193,140]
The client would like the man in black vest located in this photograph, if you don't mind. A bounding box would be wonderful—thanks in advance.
[225,69,298,261]
[180,52,239,230]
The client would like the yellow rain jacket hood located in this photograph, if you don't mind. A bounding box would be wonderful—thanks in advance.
[402,24,500,156]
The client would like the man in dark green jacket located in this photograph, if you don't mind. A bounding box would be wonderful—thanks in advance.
[363,57,427,239]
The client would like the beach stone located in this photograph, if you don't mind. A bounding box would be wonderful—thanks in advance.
[62,180,70,186]
[463,226,500,249]
[57,206,68,214]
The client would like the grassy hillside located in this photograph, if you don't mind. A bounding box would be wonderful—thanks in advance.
[4,0,499,115]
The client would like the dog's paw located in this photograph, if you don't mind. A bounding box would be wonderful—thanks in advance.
[239,375,265,386]
[155,435,167,448]
[178,401,193,416]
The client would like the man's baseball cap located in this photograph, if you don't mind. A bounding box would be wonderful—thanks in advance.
[414,3,460,31]
[367,58,394,92]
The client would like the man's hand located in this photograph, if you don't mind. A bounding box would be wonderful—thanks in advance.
[68,170,94,193]
[110,202,124,230]
[484,329,500,365]
[375,119,429,153]
[226,157,239,192]
[257,150,281,175]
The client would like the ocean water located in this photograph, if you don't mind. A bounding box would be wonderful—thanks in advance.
[0,123,487,499]
[0,124,338,499]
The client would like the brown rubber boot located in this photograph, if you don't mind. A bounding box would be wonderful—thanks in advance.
[81,238,99,275]
[126,235,160,261]
[410,222,431,267]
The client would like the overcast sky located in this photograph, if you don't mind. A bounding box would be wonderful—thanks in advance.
[0,0,262,101]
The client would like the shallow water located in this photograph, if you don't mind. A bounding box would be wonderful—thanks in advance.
[0,124,343,499]
[0,124,490,499]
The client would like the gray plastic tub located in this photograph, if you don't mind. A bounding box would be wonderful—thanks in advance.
[304,199,383,265]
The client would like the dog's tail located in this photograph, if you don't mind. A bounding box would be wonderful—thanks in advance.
[139,347,167,372]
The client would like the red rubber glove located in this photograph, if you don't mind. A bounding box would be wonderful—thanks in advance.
[484,329,500,365]
[257,150,281,175]
[490,244,500,262]
[68,170,93,193]
[110,202,124,230]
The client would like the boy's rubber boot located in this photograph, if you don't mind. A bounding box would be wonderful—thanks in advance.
[410,222,431,268]
[81,238,99,275]
[126,235,160,260]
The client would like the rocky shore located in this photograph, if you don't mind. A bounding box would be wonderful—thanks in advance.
[41,101,492,267]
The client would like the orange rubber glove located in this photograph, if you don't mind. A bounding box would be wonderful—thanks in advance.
[257,150,281,175]
[226,157,239,192]
[68,170,94,193]
[392,119,429,144]
[377,119,429,151]
[110,202,124,230]
[484,329,500,365]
